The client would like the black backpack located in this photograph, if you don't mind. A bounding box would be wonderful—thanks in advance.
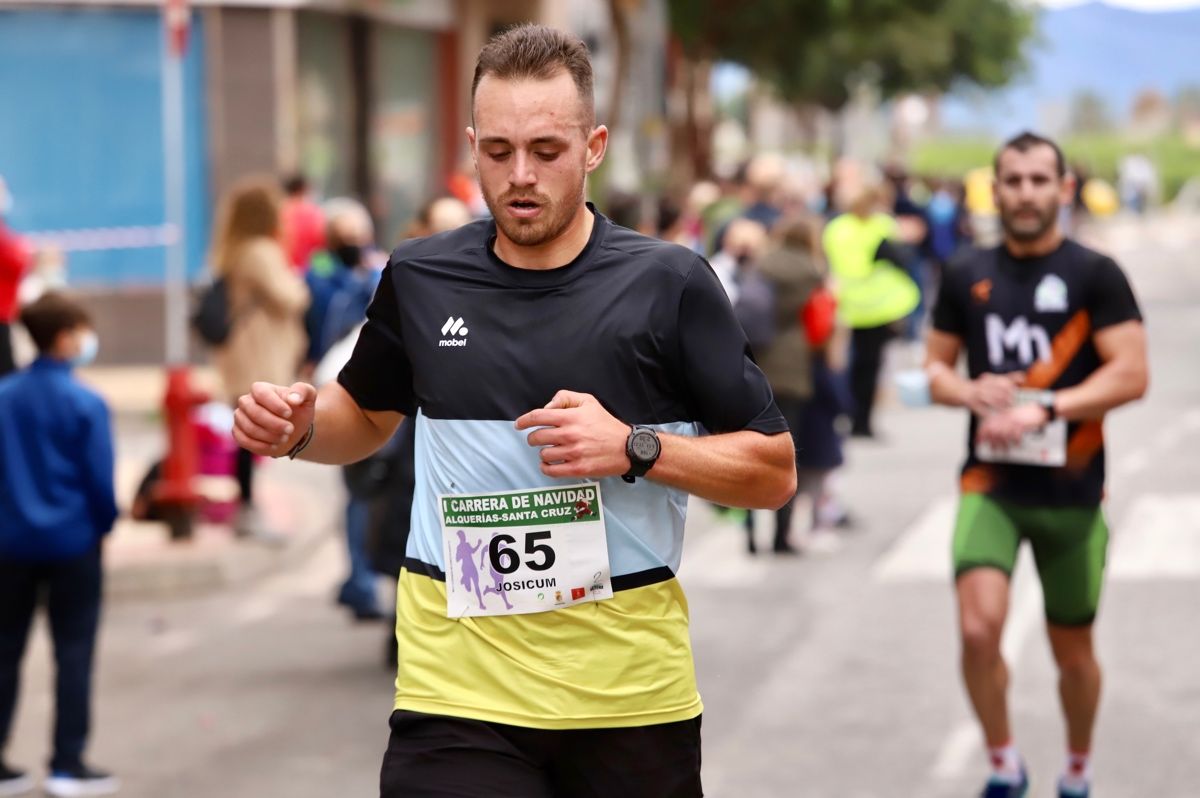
[734,269,777,354]
[192,278,233,346]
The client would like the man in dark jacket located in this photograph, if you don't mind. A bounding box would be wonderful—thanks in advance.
[0,293,119,797]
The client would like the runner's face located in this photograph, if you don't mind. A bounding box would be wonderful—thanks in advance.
[994,145,1071,242]
[468,70,605,248]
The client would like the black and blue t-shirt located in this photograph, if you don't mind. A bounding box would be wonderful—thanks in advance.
[338,208,786,729]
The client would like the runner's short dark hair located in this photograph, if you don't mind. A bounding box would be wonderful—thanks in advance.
[19,292,92,353]
[995,131,1066,178]
[471,24,595,128]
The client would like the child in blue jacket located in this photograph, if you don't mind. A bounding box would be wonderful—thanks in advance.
[0,292,119,797]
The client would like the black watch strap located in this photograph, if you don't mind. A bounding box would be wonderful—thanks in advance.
[1040,391,1058,422]
[622,425,660,484]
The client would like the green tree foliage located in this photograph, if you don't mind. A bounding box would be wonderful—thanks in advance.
[668,0,1033,111]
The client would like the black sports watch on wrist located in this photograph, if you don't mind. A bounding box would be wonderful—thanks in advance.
[1037,391,1058,423]
[622,425,661,484]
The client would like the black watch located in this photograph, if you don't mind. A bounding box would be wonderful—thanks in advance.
[622,425,661,484]
[1037,391,1058,423]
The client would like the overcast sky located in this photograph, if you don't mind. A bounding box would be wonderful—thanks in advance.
[1038,0,1200,9]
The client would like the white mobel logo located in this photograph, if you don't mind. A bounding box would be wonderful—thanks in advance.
[985,313,1050,367]
[439,316,469,347]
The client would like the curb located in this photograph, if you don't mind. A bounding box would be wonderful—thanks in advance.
[104,459,343,600]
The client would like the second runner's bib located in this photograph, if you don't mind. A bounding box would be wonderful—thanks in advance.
[976,390,1067,467]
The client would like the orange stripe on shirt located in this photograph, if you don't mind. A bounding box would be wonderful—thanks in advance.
[1024,310,1091,390]
[961,465,997,494]
[1066,420,1105,473]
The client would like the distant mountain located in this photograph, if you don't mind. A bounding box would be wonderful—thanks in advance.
[939,1,1200,135]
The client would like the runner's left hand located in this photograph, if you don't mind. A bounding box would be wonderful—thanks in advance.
[975,403,1049,450]
[515,390,632,479]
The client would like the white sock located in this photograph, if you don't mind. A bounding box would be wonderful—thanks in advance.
[1060,750,1092,793]
[987,741,1023,783]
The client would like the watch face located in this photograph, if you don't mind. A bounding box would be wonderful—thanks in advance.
[630,430,660,462]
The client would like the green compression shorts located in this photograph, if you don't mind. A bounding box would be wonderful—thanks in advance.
[952,493,1109,626]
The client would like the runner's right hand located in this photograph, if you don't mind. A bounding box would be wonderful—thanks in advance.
[232,381,317,456]
[965,372,1023,417]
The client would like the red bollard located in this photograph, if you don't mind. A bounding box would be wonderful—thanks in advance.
[155,365,208,541]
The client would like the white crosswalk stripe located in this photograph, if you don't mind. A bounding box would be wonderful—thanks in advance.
[873,492,1200,584]
[1110,493,1200,580]
[872,495,956,583]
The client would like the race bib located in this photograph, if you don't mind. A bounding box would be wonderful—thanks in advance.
[439,483,614,618]
[976,391,1067,467]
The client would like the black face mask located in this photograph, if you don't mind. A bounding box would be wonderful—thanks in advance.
[335,244,363,268]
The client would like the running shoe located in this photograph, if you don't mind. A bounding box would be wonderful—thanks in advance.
[981,768,1029,798]
[1057,777,1089,798]
[43,764,119,797]
[0,763,33,797]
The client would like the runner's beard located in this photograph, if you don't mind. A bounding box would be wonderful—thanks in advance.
[484,175,586,248]
[1000,200,1059,242]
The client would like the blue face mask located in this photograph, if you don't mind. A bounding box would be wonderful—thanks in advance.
[71,330,99,368]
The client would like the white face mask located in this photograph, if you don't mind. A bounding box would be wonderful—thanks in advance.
[71,330,99,368]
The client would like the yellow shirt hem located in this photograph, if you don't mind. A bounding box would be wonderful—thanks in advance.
[391,694,704,730]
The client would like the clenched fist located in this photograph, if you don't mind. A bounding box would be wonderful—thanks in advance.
[232,381,318,457]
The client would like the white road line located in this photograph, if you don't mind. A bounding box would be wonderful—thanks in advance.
[1110,494,1200,580]
[931,720,979,780]
[1115,406,1199,479]
[1113,447,1153,479]
[1151,426,1180,453]
[872,495,957,583]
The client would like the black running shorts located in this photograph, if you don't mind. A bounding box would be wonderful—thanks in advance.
[379,709,703,798]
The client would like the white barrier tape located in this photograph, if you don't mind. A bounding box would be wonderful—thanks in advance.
[25,224,180,253]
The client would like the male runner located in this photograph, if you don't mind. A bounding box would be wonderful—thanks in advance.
[232,24,795,798]
[926,131,1148,798]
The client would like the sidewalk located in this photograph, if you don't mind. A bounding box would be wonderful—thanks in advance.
[76,365,344,600]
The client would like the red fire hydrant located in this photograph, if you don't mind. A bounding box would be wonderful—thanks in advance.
[155,365,208,541]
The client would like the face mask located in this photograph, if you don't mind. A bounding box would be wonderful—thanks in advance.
[334,244,363,268]
[71,330,99,368]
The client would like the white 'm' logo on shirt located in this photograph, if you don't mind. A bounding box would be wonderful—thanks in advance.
[985,314,1050,367]
[439,316,469,347]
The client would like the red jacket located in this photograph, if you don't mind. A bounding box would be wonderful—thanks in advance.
[0,222,31,322]
[281,199,325,273]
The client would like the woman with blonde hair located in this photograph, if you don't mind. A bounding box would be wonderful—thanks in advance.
[211,176,309,539]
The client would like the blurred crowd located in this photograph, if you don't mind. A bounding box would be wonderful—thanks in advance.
[0,147,1154,634]
[604,153,983,555]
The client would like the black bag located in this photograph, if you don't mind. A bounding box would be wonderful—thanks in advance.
[734,269,777,353]
[192,278,233,346]
[366,420,416,579]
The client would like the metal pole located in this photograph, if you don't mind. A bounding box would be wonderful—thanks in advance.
[161,21,187,365]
